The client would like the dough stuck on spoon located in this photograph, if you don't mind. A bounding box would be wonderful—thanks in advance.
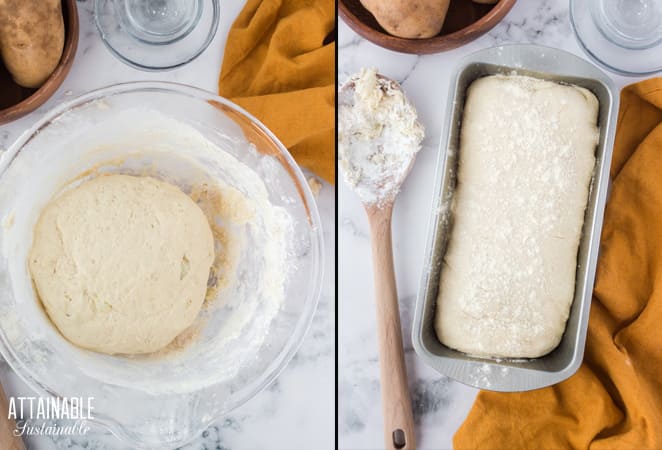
[338,68,425,207]
[29,174,215,355]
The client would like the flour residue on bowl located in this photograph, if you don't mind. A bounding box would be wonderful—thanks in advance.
[1,108,293,394]
[189,181,255,302]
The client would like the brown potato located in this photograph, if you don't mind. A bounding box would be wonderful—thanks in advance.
[473,0,499,4]
[360,0,451,39]
[0,0,64,88]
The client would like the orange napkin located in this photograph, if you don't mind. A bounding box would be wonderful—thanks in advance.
[218,0,335,184]
[454,77,662,450]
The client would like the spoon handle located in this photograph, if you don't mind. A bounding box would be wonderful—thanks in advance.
[367,205,416,450]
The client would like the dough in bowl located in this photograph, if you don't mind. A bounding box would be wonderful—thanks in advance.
[29,174,215,355]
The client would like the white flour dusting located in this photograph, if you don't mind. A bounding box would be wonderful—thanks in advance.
[338,68,424,206]
[436,74,600,359]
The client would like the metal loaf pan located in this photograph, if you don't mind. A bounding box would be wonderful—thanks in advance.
[411,44,618,392]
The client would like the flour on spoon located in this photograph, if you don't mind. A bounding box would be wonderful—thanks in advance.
[338,68,424,206]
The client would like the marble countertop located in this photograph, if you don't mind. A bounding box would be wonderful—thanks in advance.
[0,1,335,449]
[338,1,647,449]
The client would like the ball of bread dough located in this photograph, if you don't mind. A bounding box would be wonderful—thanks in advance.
[29,175,215,355]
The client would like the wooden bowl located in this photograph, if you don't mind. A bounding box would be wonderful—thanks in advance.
[339,0,517,55]
[0,0,79,125]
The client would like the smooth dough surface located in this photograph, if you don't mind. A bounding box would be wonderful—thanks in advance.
[29,175,215,355]
[435,75,599,358]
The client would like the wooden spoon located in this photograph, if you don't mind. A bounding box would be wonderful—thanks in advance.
[339,72,422,450]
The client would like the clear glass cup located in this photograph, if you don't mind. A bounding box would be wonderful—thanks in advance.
[95,0,220,70]
[570,0,662,75]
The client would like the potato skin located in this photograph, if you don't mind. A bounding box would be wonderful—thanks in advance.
[0,0,65,88]
[360,0,451,39]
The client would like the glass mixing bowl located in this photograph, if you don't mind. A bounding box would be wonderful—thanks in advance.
[0,82,323,448]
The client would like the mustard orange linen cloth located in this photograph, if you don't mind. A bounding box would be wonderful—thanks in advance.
[219,0,335,184]
[454,77,662,450]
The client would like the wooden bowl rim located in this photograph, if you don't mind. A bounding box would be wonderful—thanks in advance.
[339,0,517,54]
[0,0,79,125]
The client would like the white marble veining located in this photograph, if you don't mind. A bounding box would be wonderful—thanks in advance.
[0,1,334,449]
[339,1,646,449]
